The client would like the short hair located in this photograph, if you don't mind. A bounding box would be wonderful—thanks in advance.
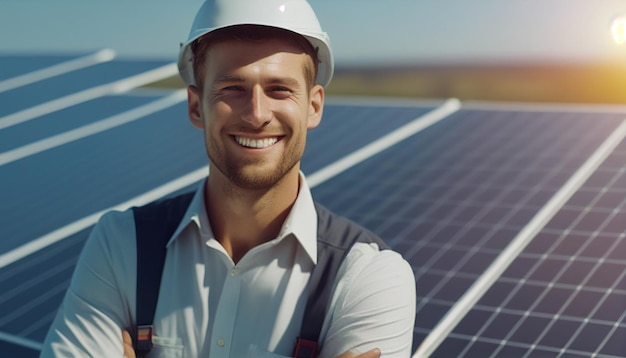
[190,25,319,90]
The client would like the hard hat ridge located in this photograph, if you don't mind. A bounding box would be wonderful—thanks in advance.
[178,0,334,87]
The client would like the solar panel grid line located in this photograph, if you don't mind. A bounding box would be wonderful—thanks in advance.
[0,246,77,312]
[522,177,626,356]
[557,281,626,357]
[462,152,623,356]
[396,111,574,262]
[482,265,613,356]
[0,90,186,166]
[407,116,582,317]
[0,62,178,130]
[0,49,116,93]
[414,118,626,358]
[434,142,626,356]
[0,332,42,351]
[0,93,173,153]
[0,276,67,330]
[17,310,59,339]
[441,331,597,358]
[306,110,625,351]
[0,232,85,326]
[308,111,589,346]
[307,98,461,187]
[349,110,512,248]
[0,230,90,351]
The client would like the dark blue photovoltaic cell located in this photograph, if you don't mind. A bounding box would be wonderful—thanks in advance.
[437,136,626,358]
[310,109,626,352]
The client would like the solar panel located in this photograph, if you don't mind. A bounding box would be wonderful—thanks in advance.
[308,107,626,355]
[0,52,92,81]
[2,52,626,358]
[431,129,626,357]
[0,59,171,117]
[0,93,172,152]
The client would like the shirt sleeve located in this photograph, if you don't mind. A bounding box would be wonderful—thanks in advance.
[40,210,136,357]
[319,242,417,358]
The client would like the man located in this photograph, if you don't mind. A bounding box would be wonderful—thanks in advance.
[41,0,416,357]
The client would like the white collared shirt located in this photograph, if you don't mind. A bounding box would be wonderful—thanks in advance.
[42,174,416,357]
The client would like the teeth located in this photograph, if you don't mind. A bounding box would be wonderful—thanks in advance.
[234,136,278,148]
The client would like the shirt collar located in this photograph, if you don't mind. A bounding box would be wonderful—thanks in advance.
[166,172,318,264]
[277,172,318,264]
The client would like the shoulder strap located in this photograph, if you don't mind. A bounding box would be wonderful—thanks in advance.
[132,191,194,356]
[294,203,389,357]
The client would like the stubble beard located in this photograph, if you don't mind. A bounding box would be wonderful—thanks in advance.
[207,136,304,191]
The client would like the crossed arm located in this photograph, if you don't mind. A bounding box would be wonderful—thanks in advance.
[42,212,416,357]
[122,330,381,358]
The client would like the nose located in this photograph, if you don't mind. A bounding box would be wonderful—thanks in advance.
[241,85,272,128]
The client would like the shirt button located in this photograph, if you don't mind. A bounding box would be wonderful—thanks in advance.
[230,268,240,276]
[217,338,225,347]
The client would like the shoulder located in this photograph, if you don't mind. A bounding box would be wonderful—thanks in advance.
[78,208,137,293]
[314,203,411,286]
[94,208,136,237]
[87,209,136,259]
[341,242,415,297]
[320,225,416,356]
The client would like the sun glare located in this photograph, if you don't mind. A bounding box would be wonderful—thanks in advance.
[611,16,626,44]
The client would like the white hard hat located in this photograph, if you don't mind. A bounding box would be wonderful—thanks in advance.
[178,0,334,87]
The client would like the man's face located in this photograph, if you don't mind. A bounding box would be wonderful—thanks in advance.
[187,37,324,190]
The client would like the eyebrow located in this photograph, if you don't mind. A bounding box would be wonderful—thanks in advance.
[213,74,246,85]
[212,74,303,89]
[267,76,301,87]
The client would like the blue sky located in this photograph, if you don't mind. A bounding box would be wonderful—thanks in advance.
[2,0,626,66]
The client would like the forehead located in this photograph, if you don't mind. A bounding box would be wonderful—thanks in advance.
[203,38,310,82]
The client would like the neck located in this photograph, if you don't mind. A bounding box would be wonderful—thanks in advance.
[205,168,300,263]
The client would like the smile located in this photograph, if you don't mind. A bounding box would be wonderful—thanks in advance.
[234,136,279,149]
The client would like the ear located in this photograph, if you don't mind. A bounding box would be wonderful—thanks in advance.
[307,84,324,129]
[187,85,204,129]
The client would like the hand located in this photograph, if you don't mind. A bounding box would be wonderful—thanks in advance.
[122,330,136,358]
[335,348,381,358]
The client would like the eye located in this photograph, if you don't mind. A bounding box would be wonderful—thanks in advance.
[270,86,291,92]
[267,86,294,99]
[223,85,244,92]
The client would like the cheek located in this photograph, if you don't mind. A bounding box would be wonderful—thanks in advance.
[204,102,231,128]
